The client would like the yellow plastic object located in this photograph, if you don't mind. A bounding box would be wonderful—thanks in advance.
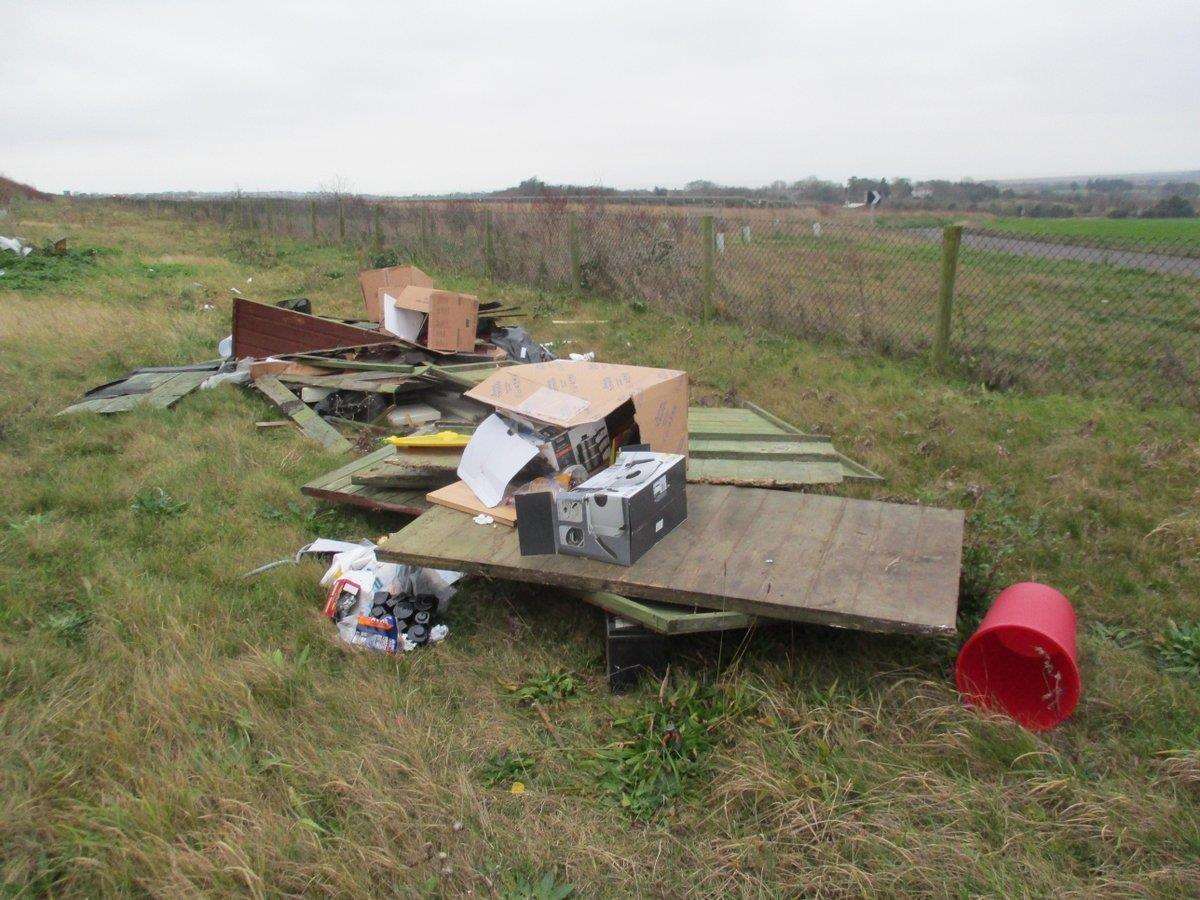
[384,430,471,448]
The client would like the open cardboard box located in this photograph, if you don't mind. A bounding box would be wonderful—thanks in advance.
[357,265,434,321]
[381,285,480,353]
[441,361,689,518]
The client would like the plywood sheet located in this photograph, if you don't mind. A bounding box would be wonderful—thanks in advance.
[377,484,962,635]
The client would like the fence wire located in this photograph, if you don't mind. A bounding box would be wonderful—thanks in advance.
[120,197,1200,408]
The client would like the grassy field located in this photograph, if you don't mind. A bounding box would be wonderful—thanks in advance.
[2,202,1199,896]
[982,216,1200,251]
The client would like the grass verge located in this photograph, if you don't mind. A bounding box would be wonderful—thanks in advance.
[0,201,1197,895]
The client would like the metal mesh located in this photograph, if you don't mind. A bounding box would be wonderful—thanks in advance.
[124,197,1200,408]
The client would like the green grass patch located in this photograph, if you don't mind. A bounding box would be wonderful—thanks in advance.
[984,216,1200,251]
[0,245,111,292]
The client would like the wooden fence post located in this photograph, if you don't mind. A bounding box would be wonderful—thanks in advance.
[932,224,963,370]
[373,204,383,252]
[483,209,496,276]
[568,212,582,290]
[310,200,318,240]
[337,197,346,242]
[700,215,716,320]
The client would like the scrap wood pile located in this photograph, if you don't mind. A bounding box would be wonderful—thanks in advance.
[58,259,1074,731]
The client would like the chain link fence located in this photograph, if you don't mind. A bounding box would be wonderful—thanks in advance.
[127,197,1200,408]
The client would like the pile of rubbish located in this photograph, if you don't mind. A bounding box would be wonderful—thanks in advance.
[58,260,1080,730]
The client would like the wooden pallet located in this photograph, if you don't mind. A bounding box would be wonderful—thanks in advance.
[377,484,962,636]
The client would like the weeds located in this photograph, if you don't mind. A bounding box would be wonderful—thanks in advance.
[130,487,188,517]
[589,679,751,819]
[262,501,343,537]
[1158,621,1200,678]
[511,669,580,705]
[0,245,107,293]
[43,607,90,640]
[479,750,537,789]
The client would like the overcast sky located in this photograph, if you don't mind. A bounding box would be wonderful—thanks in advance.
[4,1,1197,194]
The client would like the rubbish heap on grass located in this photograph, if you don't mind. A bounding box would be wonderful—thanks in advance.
[56,259,1076,729]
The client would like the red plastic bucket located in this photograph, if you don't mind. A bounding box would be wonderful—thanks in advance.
[955,582,1080,731]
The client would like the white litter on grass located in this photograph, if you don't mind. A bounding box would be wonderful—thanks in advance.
[229,286,243,295]
[568,351,596,362]
[0,235,33,257]
[217,335,233,357]
[473,514,495,526]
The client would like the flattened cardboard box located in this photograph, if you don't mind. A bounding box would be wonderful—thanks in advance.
[382,286,480,353]
[357,265,434,321]
[464,361,689,457]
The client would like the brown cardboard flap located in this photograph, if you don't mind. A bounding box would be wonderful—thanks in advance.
[465,361,689,456]
[357,265,434,321]
[389,286,479,353]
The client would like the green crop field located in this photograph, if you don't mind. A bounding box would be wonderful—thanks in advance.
[984,216,1200,251]
[1,202,1198,895]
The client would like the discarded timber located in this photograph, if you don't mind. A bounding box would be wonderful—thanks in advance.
[253,375,352,453]
[232,298,394,358]
[301,446,430,515]
[59,369,211,415]
[378,484,963,636]
[579,591,755,635]
[686,403,882,487]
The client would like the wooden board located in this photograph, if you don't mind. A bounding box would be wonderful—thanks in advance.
[300,446,431,515]
[253,375,352,453]
[579,591,755,635]
[232,298,394,359]
[686,403,882,486]
[425,480,518,526]
[59,370,210,415]
[377,484,962,635]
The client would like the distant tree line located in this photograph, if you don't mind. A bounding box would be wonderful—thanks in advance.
[494,174,1198,218]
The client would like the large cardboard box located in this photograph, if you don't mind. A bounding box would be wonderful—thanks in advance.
[516,450,688,565]
[444,361,688,515]
[381,285,480,353]
[357,265,434,321]
[465,360,689,455]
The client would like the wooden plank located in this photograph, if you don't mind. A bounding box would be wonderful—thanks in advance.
[377,484,962,635]
[232,298,394,358]
[352,465,456,488]
[686,404,882,485]
[143,370,209,408]
[689,439,842,461]
[253,375,352,453]
[277,371,418,393]
[304,445,396,491]
[687,457,845,488]
[425,480,517,526]
[689,430,831,442]
[60,371,205,415]
[577,591,755,635]
[300,446,431,515]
